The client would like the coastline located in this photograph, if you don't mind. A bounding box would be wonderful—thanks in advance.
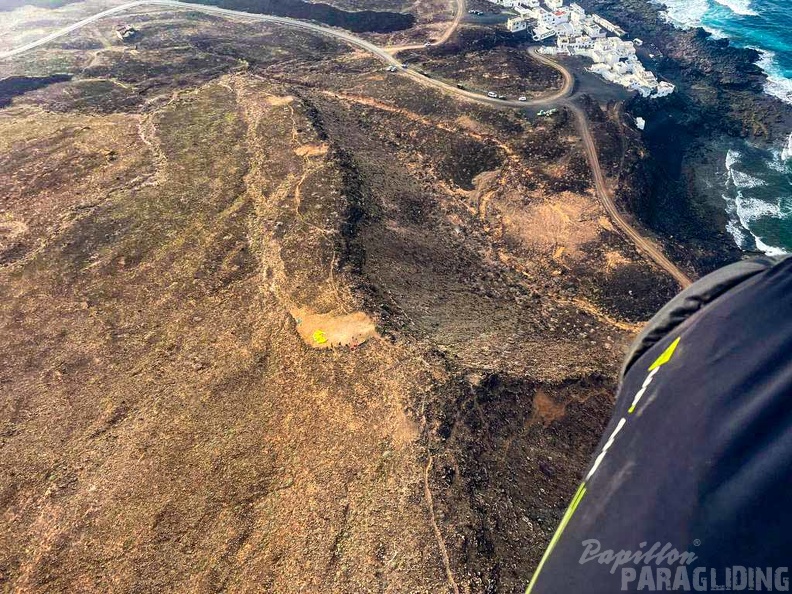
[575,0,792,274]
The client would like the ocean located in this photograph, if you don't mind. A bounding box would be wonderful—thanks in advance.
[651,0,792,255]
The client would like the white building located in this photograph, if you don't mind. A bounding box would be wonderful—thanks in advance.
[569,2,585,16]
[581,22,606,39]
[654,81,675,98]
[538,7,569,26]
[589,37,636,65]
[532,24,556,40]
[507,17,529,32]
[591,14,626,37]
[513,4,538,17]
[557,34,594,53]
[493,0,673,98]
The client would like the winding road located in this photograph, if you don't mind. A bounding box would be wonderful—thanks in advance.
[385,0,467,52]
[567,103,693,288]
[0,0,691,288]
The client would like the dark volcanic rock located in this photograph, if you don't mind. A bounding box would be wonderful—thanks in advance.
[575,0,792,273]
[576,0,792,139]
[189,0,415,33]
[398,26,564,96]
[0,74,72,108]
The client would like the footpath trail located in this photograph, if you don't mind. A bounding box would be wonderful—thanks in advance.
[0,0,692,288]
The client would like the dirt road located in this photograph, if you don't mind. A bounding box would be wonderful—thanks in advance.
[523,53,692,288]
[0,0,691,288]
[384,0,467,52]
[566,102,693,288]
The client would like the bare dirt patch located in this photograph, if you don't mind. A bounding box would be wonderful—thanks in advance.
[0,10,680,593]
[294,143,328,157]
[291,307,379,348]
[530,388,568,425]
[499,190,602,261]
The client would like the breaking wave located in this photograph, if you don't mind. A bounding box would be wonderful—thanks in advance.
[753,49,792,106]
[652,0,792,106]
[754,236,789,256]
[722,191,788,255]
[730,169,768,189]
[713,0,757,16]
[650,0,710,29]
[722,147,791,256]
[652,0,792,255]
[725,148,741,170]
[782,133,792,162]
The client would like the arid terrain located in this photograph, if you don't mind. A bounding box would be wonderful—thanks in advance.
[0,2,683,592]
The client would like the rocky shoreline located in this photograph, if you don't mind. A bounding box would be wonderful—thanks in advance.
[577,0,792,275]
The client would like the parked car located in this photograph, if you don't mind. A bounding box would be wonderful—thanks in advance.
[487,91,498,98]
[518,96,527,101]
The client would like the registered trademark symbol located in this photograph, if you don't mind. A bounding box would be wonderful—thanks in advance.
[693,539,701,546]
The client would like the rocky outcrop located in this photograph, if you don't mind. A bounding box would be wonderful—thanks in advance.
[0,74,72,108]
[576,0,792,273]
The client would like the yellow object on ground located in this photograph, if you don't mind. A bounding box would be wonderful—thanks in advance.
[291,307,379,349]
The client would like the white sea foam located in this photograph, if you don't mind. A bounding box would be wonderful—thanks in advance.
[725,219,748,247]
[781,133,792,162]
[752,48,792,106]
[725,148,742,170]
[650,0,710,29]
[650,3,792,255]
[768,150,786,172]
[713,0,758,16]
[651,6,792,106]
[722,192,789,256]
[754,235,789,256]
[724,147,770,187]
[703,26,728,39]
[736,195,781,224]
[730,169,768,188]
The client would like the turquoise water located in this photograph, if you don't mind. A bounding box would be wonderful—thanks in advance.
[651,0,792,254]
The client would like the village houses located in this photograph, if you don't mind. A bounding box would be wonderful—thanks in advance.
[496,0,674,98]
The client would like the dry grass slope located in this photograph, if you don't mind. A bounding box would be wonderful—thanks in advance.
[0,9,677,593]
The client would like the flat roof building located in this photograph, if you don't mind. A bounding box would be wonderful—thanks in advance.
[494,0,673,99]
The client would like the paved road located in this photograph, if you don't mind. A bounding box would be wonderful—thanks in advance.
[0,0,571,107]
[0,0,691,287]
[519,55,692,288]
[0,0,405,61]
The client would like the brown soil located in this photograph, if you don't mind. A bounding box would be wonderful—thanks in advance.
[0,8,676,593]
[292,308,379,348]
[396,26,565,98]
